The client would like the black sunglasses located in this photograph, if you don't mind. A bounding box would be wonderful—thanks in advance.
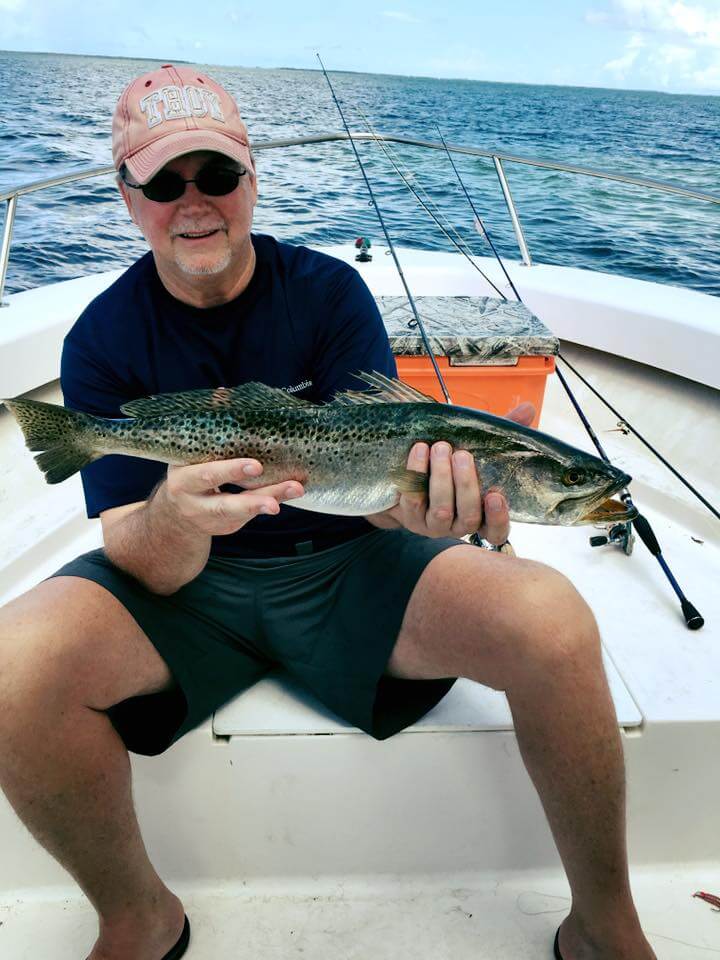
[122,164,246,203]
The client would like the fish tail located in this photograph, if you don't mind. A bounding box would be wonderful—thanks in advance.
[3,397,99,483]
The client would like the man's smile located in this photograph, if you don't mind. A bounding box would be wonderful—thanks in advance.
[175,228,225,241]
[178,231,218,241]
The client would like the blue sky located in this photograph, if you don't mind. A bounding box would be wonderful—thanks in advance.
[1,0,719,94]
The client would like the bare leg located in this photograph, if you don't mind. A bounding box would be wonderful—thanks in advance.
[503,618,655,960]
[0,578,186,959]
[387,546,657,960]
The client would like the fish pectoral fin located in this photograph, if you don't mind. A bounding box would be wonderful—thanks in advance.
[388,466,429,495]
[120,383,315,418]
[331,371,437,406]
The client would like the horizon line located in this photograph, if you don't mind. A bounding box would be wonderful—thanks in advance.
[2,46,719,99]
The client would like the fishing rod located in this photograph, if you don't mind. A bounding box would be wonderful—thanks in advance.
[555,361,704,629]
[430,124,708,629]
[559,353,719,523]
[318,59,520,554]
[435,124,522,303]
[349,104,509,302]
[316,54,452,404]
[317,62,710,624]
[429,128,714,514]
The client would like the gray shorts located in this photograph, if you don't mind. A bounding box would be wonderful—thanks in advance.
[48,529,462,756]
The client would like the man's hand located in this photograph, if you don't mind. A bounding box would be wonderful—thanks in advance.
[162,458,305,536]
[366,402,536,544]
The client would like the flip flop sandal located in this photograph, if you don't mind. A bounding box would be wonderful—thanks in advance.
[83,915,190,960]
[163,915,191,959]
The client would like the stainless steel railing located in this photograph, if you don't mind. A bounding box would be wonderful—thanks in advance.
[2,131,719,305]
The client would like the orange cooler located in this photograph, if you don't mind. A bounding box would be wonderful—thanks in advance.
[396,355,555,429]
[377,295,558,430]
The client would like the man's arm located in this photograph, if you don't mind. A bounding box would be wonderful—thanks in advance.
[101,487,211,597]
[100,460,304,596]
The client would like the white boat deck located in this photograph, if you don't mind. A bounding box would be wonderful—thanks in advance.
[5,866,720,959]
[1,248,719,958]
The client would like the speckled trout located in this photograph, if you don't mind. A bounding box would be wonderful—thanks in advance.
[3,372,636,525]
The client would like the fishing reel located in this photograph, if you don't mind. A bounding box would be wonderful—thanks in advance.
[468,532,516,556]
[354,237,372,262]
[589,521,634,556]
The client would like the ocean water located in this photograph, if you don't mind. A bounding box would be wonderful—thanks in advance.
[0,50,718,297]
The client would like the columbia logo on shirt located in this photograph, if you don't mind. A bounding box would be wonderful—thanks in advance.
[285,379,313,394]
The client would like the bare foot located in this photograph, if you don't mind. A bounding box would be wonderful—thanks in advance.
[557,913,658,960]
[86,890,186,960]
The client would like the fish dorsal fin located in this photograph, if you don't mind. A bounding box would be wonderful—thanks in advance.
[120,383,314,418]
[332,371,437,406]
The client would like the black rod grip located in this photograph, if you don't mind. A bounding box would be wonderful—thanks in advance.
[633,514,660,555]
[681,598,705,630]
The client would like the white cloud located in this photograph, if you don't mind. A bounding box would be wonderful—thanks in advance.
[597,0,720,47]
[671,2,715,42]
[656,42,696,63]
[647,41,699,84]
[593,0,720,89]
[382,10,422,24]
[585,9,610,24]
[603,32,645,75]
[693,60,720,84]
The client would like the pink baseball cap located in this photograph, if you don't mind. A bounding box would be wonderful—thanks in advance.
[112,64,253,184]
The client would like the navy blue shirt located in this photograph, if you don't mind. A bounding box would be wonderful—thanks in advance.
[61,233,397,558]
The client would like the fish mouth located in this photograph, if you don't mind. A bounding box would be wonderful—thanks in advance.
[579,497,638,523]
[556,469,636,524]
[576,470,636,523]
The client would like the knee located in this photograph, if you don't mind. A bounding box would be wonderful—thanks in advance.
[0,598,58,720]
[0,580,94,715]
[514,561,600,664]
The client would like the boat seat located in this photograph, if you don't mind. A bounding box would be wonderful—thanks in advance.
[0,499,643,741]
[212,657,642,737]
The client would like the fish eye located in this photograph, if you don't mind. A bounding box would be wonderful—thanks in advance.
[562,468,587,486]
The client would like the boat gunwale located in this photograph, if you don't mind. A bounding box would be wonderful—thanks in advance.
[2,132,719,205]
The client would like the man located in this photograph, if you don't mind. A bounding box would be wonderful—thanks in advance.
[0,65,656,960]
